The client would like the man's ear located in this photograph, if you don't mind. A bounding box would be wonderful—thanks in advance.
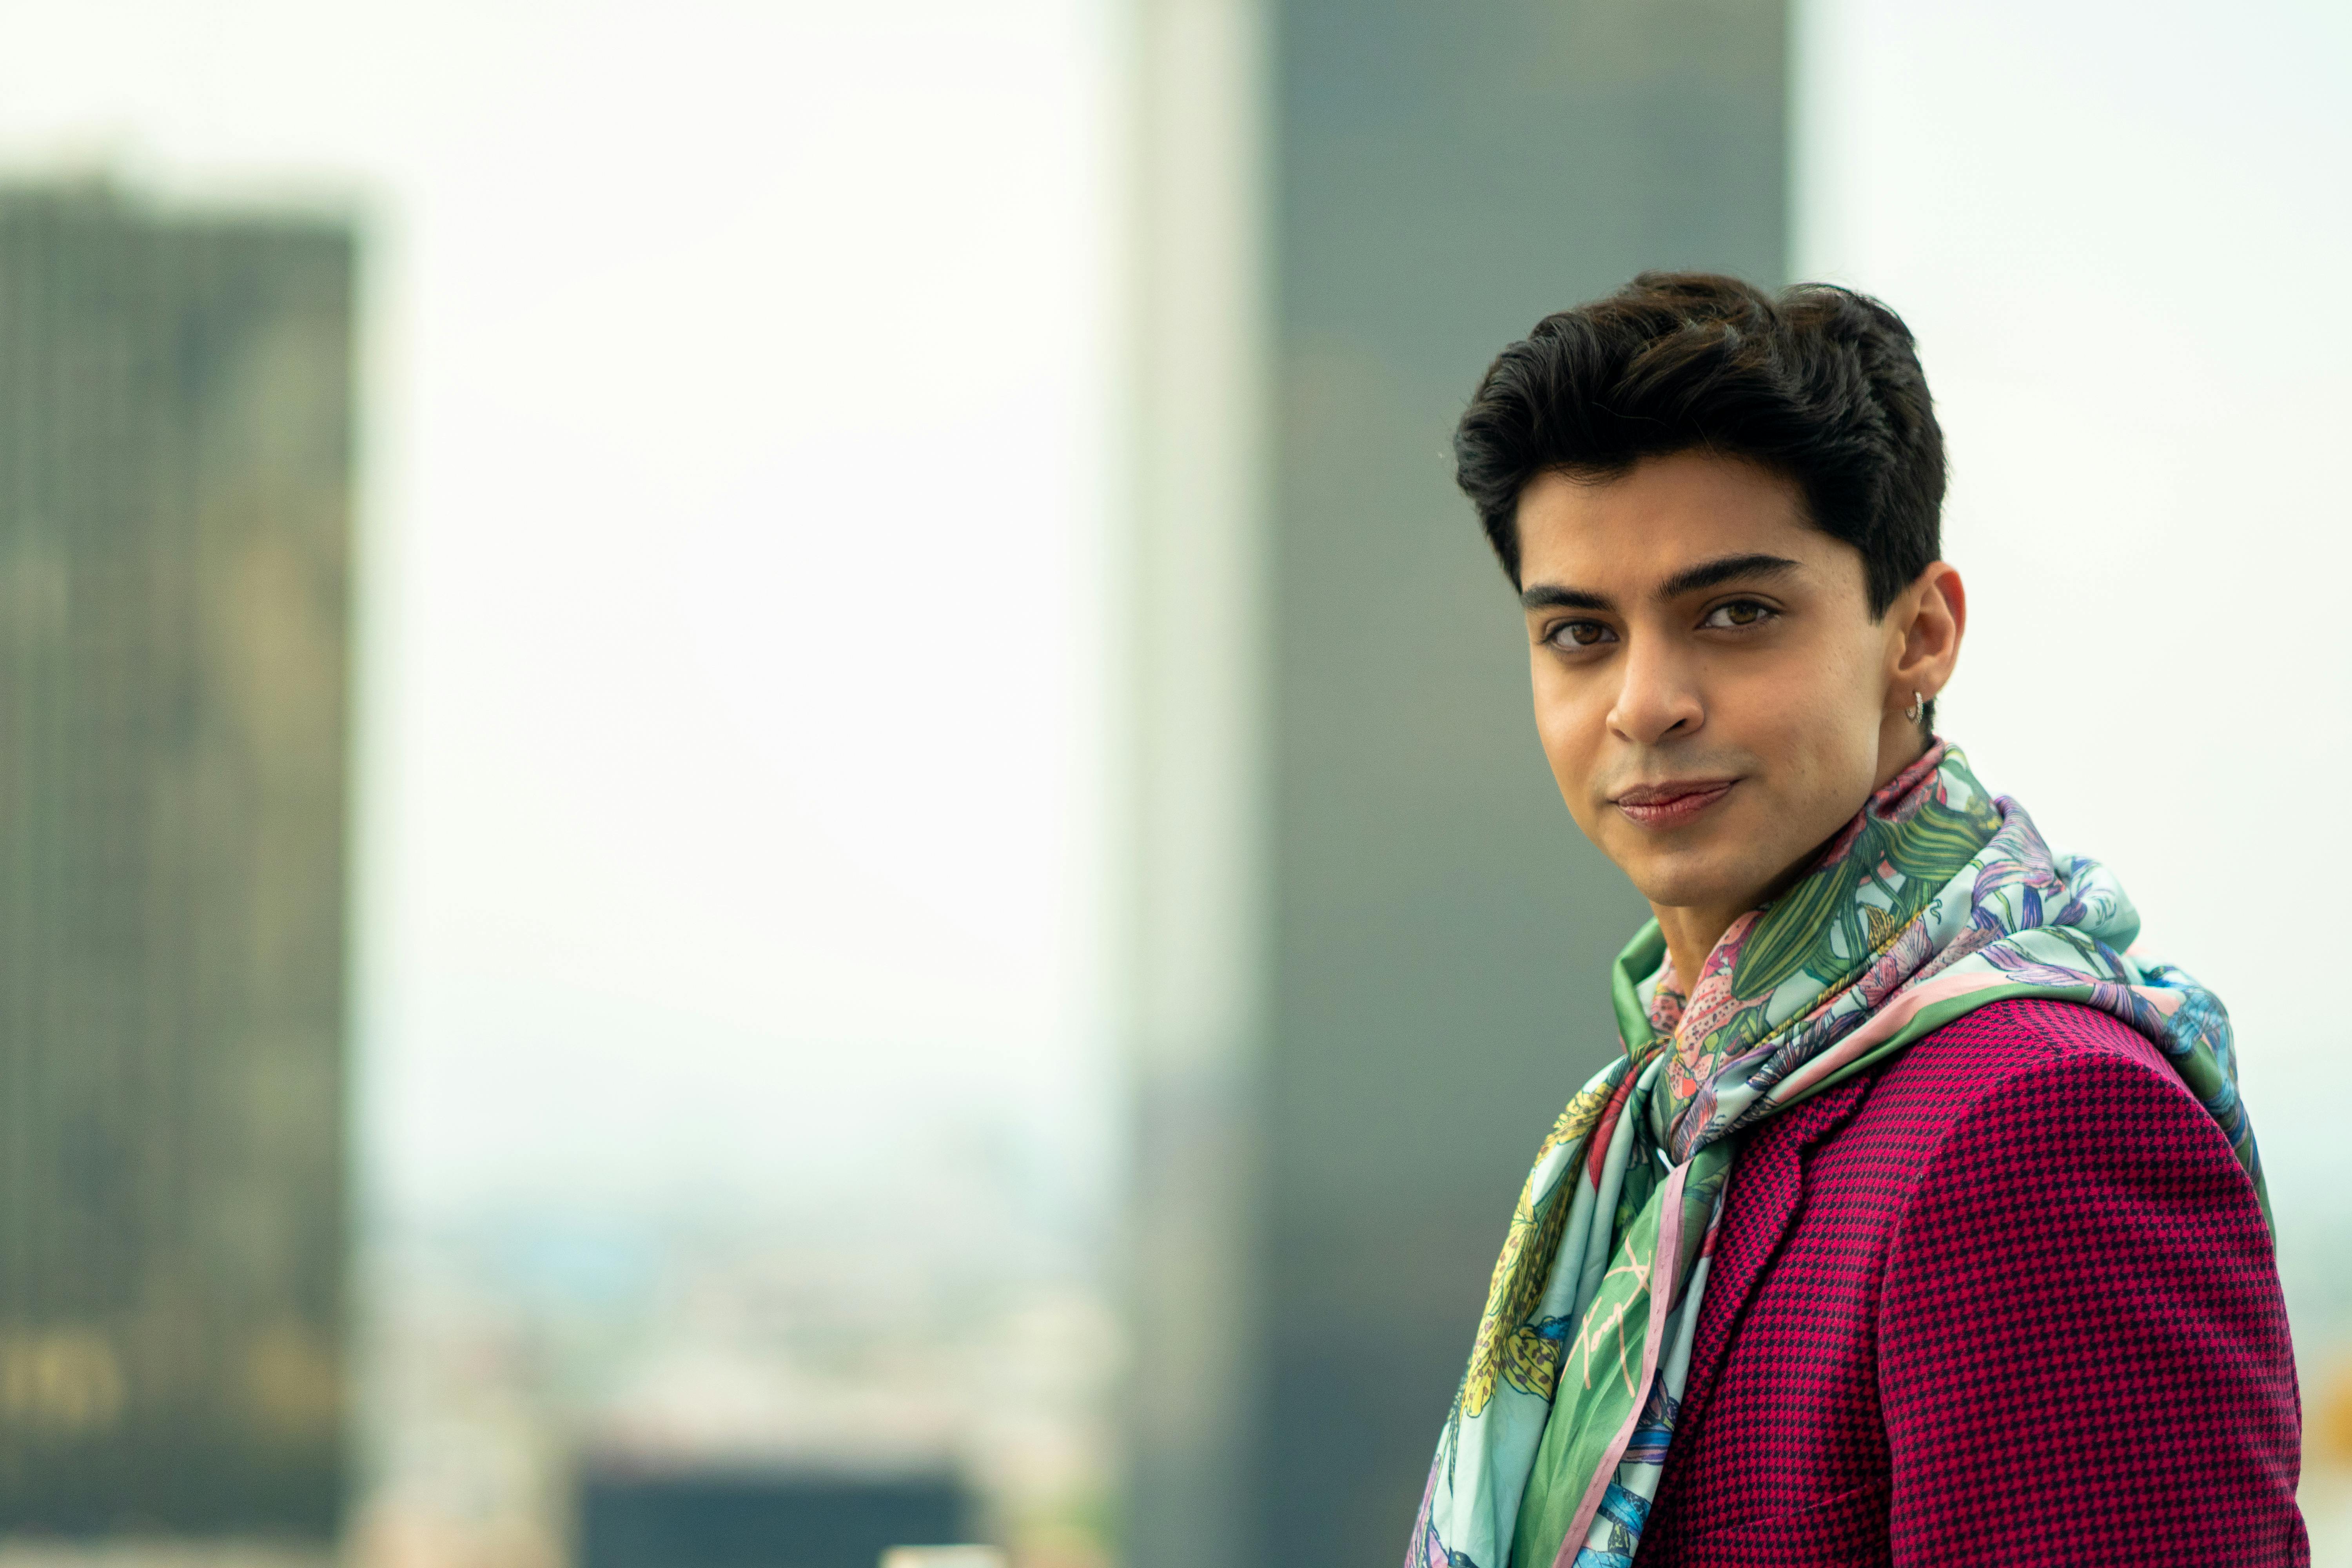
[1893,562,1966,698]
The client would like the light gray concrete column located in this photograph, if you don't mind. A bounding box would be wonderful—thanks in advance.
[1119,0,1273,1561]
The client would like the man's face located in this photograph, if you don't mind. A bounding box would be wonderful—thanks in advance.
[1515,452,1906,925]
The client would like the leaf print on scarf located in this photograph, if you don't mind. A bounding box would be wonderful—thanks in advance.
[1729,769,1994,1005]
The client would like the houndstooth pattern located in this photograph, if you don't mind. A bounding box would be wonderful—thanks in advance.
[1633,998,2305,1566]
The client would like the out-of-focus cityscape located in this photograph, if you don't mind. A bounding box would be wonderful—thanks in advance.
[0,2,2348,1566]
[0,168,1116,1566]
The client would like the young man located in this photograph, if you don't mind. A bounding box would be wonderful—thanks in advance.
[1408,275,2303,1568]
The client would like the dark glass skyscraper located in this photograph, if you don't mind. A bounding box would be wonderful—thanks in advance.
[1122,2,1789,1562]
[0,184,352,1540]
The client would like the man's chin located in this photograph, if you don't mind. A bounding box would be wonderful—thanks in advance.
[1612,841,1774,922]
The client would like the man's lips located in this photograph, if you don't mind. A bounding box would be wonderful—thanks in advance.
[1609,779,1737,828]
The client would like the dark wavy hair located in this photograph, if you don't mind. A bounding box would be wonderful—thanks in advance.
[1453,272,1944,619]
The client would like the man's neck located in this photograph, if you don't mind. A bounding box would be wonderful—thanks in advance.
[1654,903,1744,999]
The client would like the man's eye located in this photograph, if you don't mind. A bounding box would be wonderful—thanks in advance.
[1550,620,1616,649]
[1701,600,1777,630]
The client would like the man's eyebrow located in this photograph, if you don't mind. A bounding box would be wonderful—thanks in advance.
[1519,584,1613,613]
[1517,554,1802,613]
[1655,553,1803,600]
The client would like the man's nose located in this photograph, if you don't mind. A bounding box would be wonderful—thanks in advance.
[1608,637,1703,745]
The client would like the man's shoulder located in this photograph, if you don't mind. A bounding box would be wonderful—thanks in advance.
[1869,993,2187,1129]
[1800,995,2218,1202]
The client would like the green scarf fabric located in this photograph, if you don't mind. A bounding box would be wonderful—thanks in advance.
[1406,742,2262,1568]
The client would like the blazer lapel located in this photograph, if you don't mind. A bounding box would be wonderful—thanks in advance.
[1670,1073,1877,1442]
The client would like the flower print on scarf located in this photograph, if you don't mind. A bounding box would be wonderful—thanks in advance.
[1850,909,1939,1013]
[1666,911,1760,1098]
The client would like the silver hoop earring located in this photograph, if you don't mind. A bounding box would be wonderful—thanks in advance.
[1905,691,1924,722]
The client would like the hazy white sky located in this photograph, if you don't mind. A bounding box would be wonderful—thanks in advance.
[1798,0,2352,1174]
[0,0,1115,1220]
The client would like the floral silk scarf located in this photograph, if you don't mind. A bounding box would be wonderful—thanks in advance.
[1406,742,2264,1568]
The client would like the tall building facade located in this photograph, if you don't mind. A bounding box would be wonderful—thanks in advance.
[1123,3,1789,1563]
[0,186,353,1540]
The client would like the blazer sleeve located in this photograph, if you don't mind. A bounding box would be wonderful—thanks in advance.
[1875,1045,2306,1566]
